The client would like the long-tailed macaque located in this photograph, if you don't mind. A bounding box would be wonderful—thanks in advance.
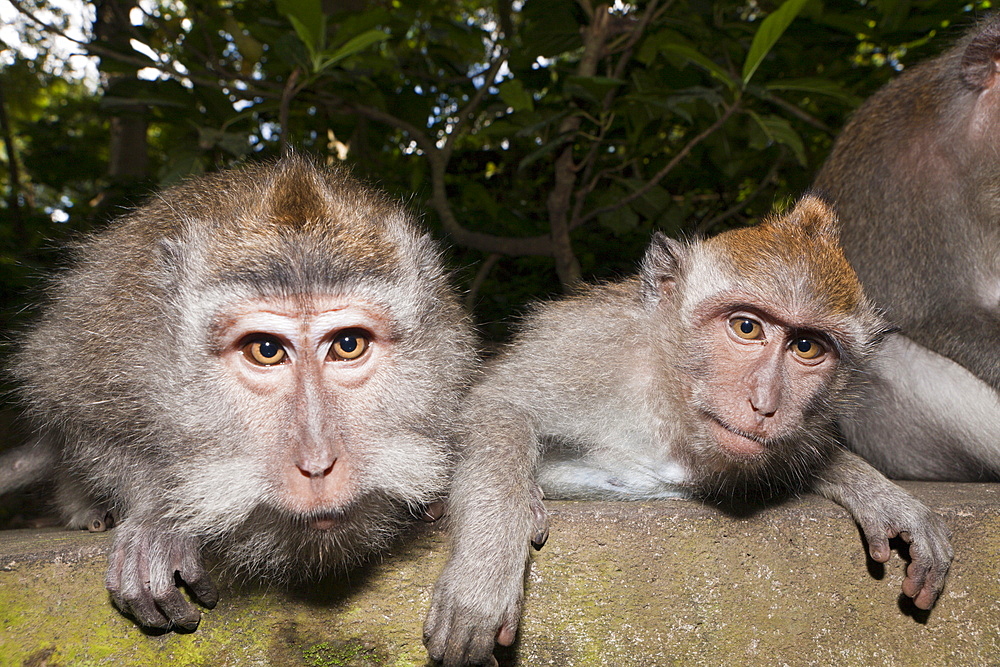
[814,14,1000,480]
[0,155,475,631]
[424,196,953,667]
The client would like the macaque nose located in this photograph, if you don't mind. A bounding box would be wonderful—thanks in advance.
[749,394,778,419]
[296,459,336,478]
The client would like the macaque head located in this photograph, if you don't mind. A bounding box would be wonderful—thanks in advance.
[141,156,474,578]
[641,195,887,500]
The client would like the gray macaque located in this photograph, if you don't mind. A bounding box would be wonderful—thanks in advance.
[814,14,1000,480]
[0,155,475,631]
[424,196,953,666]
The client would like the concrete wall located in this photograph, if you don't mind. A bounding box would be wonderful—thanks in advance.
[1,482,998,666]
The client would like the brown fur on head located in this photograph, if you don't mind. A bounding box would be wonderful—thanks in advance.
[716,195,865,318]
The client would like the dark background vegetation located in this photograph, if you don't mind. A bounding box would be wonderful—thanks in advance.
[0,0,989,523]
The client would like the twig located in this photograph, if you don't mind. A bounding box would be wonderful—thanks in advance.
[465,253,502,310]
[694,150,783,235]
[574,99,741,229]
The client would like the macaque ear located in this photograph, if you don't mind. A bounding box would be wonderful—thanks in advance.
[640,232,685,304]
[777,193,841,241]
[961,18,1000,90]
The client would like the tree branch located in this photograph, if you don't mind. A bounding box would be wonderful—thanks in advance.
[347,102,553,257]
[465,253,502,310]
[442,49,509,160]
[573,99,741,229]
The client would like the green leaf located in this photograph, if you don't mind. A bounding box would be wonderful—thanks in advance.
[742,0,811,86]
[276,0,325,56]
[765,78,861,106]
[661,44,738,91]
[498,79,534,112]
[315,29,389,72]
[748,111,807,165]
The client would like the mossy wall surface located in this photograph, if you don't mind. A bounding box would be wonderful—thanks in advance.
[1,483,998,666]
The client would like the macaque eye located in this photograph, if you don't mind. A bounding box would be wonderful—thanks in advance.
[329,329,370,361]
[729,317,763,340]
[791,337,825,360]
[243,337,287,366]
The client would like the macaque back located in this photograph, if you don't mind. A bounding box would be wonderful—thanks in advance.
[4,155,475,630]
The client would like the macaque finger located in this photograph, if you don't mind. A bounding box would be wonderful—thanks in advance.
[902,541,951,610]
[457,627,501,667]
[421,500,447,523]
[182,569,219,610]
[866,529,892,563]
[175,537,218,609]
[87,511,114,533]
[529,484,549,550]
[530,526,549,551]
[111,565,171,630]
[496,618,518,646]
[151,584,202,632]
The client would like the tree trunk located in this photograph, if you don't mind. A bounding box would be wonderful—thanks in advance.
[93,0,149,186]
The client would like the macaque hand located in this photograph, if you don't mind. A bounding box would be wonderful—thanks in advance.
[857,498,953,610]
[424,550,526,667]
[105,520,218,631]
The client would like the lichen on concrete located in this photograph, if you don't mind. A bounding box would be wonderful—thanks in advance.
[1,484,999,666]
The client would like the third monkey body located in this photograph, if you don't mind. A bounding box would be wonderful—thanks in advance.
[814,14,1000,480]
[424,196,953,666]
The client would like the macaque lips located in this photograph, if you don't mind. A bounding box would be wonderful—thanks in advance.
[309,515,341,531]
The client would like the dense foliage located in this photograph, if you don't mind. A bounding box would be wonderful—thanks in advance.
[0,0,988,341]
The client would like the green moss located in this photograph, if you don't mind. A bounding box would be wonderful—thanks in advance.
[302,639,387,667]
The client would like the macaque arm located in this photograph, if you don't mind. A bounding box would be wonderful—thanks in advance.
[424,399,547,667]
[812,448,953,610]
[105,517,218,631]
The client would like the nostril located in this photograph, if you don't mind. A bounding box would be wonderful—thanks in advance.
[297,459,336,478]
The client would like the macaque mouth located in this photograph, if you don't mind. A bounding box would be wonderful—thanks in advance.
[305,512,345,531]
[705,415,768,457]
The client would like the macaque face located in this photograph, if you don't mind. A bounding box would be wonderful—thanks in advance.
[699,306,838,460]
[210,294,406,530]
[673,291,847,499]
[695,303,839,457]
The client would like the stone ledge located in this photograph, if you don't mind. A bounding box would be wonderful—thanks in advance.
[1,482,998,666]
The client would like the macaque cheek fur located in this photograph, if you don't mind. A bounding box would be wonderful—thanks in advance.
[158,289,461,580]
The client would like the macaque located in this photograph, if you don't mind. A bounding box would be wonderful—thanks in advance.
[424,196,953,667]
[814,14,1000,480]
[0,155,475,631]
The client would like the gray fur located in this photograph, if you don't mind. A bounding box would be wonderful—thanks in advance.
[4,155,476,630]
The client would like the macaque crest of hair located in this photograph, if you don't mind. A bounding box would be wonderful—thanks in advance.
[706,195,865,320]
